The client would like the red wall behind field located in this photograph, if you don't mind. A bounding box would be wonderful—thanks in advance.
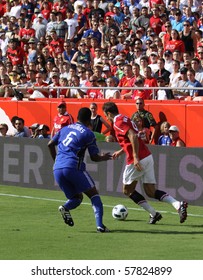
[0,98,202,147]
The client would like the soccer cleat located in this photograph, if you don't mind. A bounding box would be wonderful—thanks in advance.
[149,212,162,224]
[97,225,110,233]
[178,201,188,223]
[58,206,74,227]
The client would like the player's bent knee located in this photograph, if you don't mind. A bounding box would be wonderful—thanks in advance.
[123,184,135,197]
[74,193,83,201]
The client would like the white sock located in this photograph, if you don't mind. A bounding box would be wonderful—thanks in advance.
[139,201,157,217]
[161,195,180,211]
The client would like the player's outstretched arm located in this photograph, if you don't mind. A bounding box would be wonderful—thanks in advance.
[90,153,112,162]
[48,140,56,161]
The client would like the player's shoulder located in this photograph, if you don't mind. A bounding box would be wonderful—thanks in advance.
[115,114,131,127]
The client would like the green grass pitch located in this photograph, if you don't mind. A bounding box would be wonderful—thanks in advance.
[0,185,203,260]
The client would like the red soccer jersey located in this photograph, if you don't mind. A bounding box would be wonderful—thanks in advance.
[50,38,64,57]
[0,2,6,17]
[49,83,60,98]
[118,76,135,97]
[19,28,35,47]
[53,112,74,134]
[41,9,51,20]
[144,77,158,98]
[131,89,151,100]
[149,0,164,8]
[149,16,162,35]
[86,88,103,98]
[52,3,67,19]
[165,40,185,53]
[113,114,151,164]
[19,28,35,39]
[27,82,49,97]
[7,46,25,66]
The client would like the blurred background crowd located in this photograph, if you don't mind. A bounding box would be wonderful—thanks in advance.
[0,0,203,100]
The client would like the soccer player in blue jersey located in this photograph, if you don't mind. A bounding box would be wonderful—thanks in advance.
[48,107,112,233]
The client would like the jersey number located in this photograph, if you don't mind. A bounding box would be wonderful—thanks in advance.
[62,132,77,146]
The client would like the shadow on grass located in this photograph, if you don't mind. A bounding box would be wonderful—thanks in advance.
[100,220,203,234]
[111,228,203,234]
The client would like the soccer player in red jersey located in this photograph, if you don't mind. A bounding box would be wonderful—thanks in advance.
[51,101,74,138]
[102,102,188,224]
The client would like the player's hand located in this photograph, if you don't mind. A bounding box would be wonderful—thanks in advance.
[134,158,142,171]
[112,151,121,159]
[101,152,112,161]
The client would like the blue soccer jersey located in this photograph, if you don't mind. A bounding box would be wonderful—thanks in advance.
[52,122,99,171]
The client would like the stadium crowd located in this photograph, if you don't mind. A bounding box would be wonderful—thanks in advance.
[0,0,203,100]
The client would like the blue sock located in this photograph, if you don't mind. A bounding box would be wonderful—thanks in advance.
[91,195,103,228]
[64,198,81,210]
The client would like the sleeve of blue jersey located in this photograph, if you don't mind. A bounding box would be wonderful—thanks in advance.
[52,131,60,145]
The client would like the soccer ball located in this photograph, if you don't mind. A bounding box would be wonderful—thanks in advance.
[112,204,128,220]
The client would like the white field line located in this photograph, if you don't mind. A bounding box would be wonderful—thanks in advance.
[0,192,203,218]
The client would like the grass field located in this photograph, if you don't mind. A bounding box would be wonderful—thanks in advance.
[0,185,203,260]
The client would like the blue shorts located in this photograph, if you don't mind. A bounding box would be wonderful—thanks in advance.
[54,168,95,199]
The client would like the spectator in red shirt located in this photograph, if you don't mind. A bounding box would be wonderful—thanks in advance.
[143,66,158,99]
[47,72,61,98]
[53,0,67,20]
[164,29,185,60]
[86,75,103,98]
[162,21,172,50]
[149,6,162,36]
[118,64,134,99]
[27,72,49,97]
[149,0,165,9]
[132,78,151,100]
[49,29,64,58]
[41,1,51,20]
[0,0,6,17]
[19,18,35,48]
[6,38,26,66]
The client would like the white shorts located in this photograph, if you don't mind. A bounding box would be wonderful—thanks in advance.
[123,154,156,185]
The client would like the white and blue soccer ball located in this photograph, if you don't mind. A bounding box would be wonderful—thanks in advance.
[112,204,128,220]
